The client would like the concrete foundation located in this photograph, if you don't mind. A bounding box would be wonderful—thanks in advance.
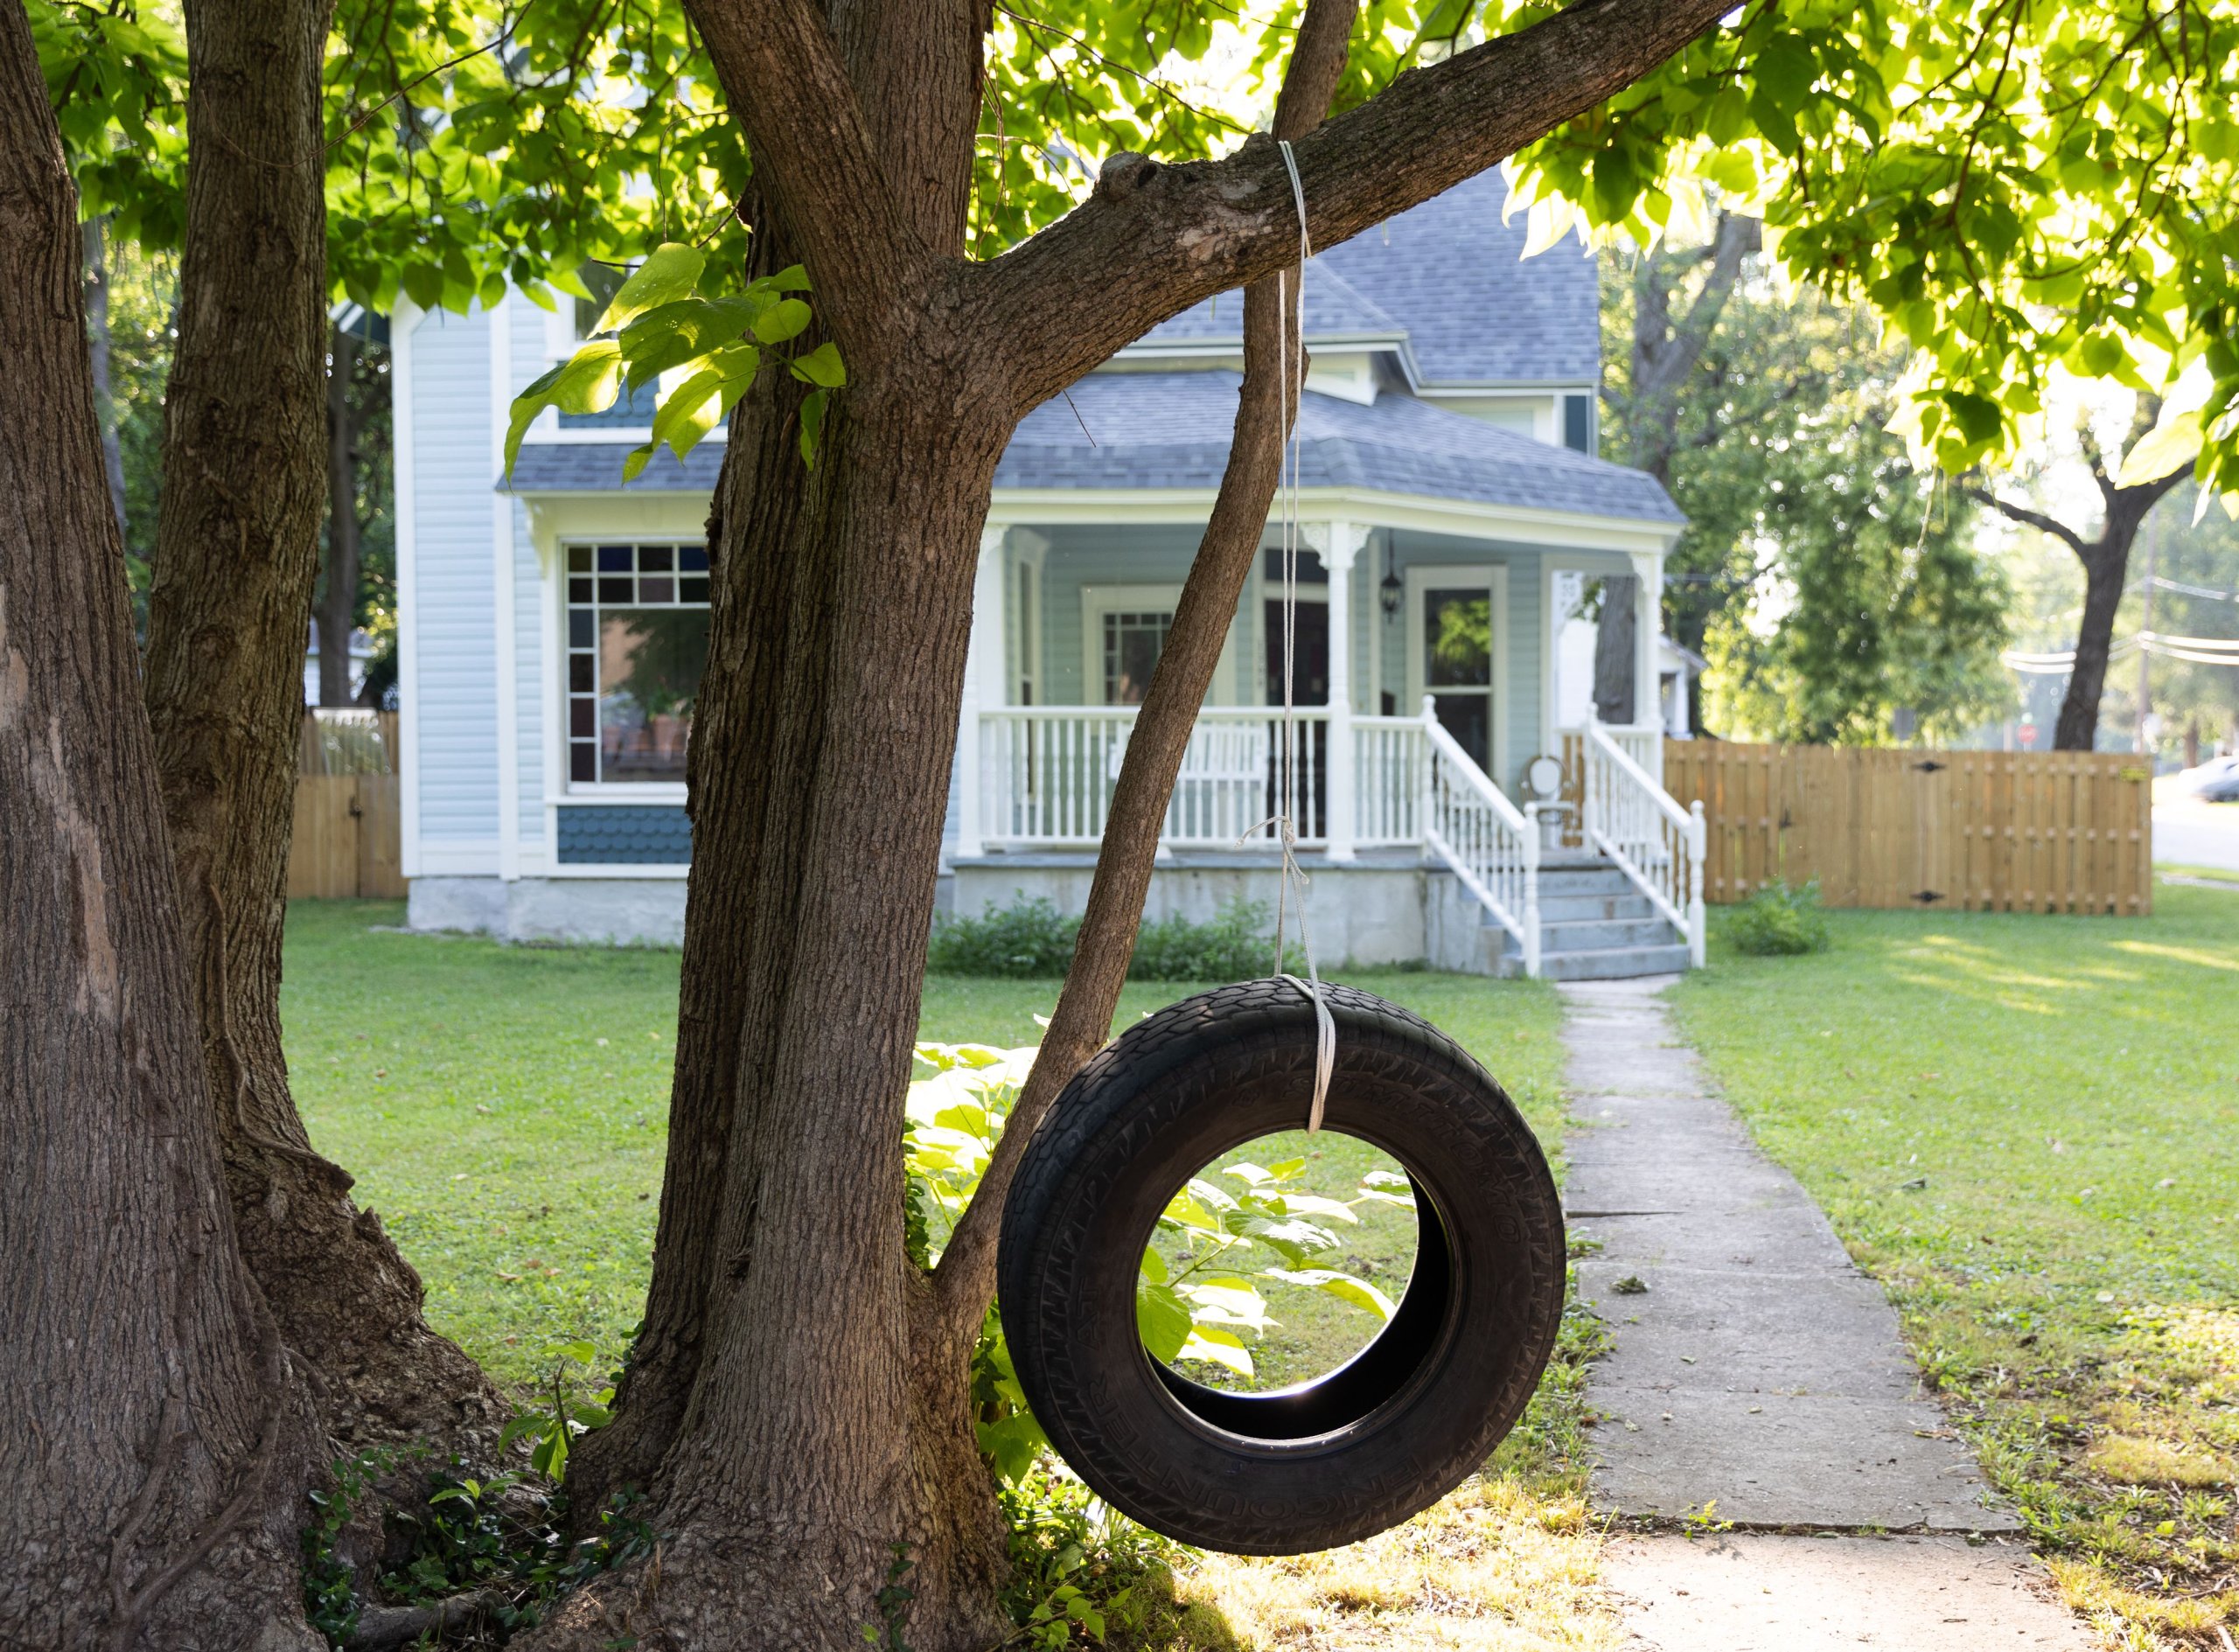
[951,849,1434,969]
[408,876,687,946]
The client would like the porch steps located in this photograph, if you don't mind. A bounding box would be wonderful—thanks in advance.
[1491,860,1690,981]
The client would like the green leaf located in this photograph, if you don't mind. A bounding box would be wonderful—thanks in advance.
[504,343,623,477]
[790,339,847,388]
[1174,1323,1254,1377]
[591,243,707,335]
[2117,408,2201,488]
[754,297,813,345]
[1137,1244,1169,1286]
[1266,1266,1398,1321]
[1135,1282,1193,1365]
[799,388,829,468]
[560,1339,597,1365]
[618,296,762,390]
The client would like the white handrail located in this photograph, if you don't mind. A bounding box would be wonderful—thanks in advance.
[1580,717,1705,967]
[1419,698,1540,977]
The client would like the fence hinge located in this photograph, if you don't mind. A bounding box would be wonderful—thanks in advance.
[1911,889,1944,904]
[1911,759,1948,773]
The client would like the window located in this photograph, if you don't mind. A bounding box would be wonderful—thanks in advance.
[564,543,710,785]
[1102,610,1171,705]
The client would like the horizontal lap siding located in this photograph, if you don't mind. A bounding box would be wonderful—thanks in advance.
[410,306,499,846]
[510,300,549,853]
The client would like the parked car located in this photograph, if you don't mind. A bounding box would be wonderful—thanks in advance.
[2181,756,2239,796]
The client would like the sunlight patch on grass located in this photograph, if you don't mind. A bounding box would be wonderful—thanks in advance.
[1669,888,2239,1649]
[1165,1479,1622,1652]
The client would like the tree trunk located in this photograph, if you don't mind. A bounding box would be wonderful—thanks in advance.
[320,324,361,708]
[140,0,506,1457]
[2054,543,2125,751]
[82,213,129,539]
[545,363,1015,1652]
[0,13,319,1643]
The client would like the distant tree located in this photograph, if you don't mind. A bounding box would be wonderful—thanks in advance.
[1965,402,2190,749]
[1707,400,2012,744]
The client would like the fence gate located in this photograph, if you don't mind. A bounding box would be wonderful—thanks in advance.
[1661,742,2152,916]
[289,712,406,899]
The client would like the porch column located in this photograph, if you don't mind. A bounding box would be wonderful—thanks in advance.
[955,526,1007,861]
[1630,548,1664,781]
[1316,522,1369,863]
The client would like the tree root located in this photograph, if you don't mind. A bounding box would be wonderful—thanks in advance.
[346,1590,498,1651]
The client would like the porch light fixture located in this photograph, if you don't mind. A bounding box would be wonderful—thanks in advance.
[1379,542,1402,619]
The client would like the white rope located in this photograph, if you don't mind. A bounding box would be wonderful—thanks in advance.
[1271,137,1335,1133]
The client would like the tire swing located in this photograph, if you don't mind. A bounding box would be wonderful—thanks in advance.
[994,143,1566,1556]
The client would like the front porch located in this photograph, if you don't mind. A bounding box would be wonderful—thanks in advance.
[949,514,1705,979]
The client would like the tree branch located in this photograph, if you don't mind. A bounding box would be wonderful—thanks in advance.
[973,0,1734,411]
[931,0,1359,1340]
[1963,484,2090,558]
[1653,212,1759,394]
[682,0,917,360]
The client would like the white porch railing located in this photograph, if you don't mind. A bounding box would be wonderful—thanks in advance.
[980,706,1331,847]
[1419,698,1540,977]
[1580,716,1706,967]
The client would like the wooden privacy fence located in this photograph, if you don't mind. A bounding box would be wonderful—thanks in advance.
[1660,742,2152,916]
[289,710,405,899]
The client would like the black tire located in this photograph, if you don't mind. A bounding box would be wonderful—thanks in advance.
[997,977,1566,1554]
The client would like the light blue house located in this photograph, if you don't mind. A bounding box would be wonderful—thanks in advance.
[394,172,1707,978]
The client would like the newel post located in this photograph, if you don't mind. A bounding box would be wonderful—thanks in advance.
[1521,802,1543,979]
[1418,694,1438,848]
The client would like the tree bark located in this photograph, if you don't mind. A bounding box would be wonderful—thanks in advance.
[538,0,1734,1645]
[1970,403,2187,751]
[82,213,129,540]
[1593,574,1637,723]
[0,10,319,1643]
[320,324,361,708]
[140,0,506,1457]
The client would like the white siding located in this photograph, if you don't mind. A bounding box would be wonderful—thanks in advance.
[508,300,550,859]
[407,305,500,854]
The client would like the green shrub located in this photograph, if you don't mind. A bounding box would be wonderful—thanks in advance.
[930,895,1301,981]
[1723,878,1831,956]
[928,895,1079,976]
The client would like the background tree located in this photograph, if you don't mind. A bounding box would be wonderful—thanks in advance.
[1,10,320,1639]
[1601,246,2010,742]
[1966,401,2190,749]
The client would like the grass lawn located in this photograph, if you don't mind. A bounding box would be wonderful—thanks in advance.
[1670,882,2239,1648]
[285,902,1567,1396]
[288,900,1609,1647]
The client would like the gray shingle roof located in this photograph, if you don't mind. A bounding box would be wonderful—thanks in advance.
[994,372,1678,524]
[505,374,1676,524]
[1133,170,1598,387]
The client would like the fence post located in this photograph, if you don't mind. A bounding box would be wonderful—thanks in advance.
[1687,798,1707,968]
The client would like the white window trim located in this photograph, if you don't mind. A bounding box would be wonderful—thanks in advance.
[1405,562,1510,791]
[1078,582,1240,707]
[551,535,711,797]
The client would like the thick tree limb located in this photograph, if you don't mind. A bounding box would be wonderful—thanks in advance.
[931,0,1359,1338]
[683,0,918,360]
[974,0,1733,412]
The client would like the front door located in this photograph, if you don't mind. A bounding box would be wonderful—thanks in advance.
[1407,565,1505,780]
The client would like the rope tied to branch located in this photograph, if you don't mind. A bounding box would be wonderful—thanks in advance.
[1260,136,1335,1133]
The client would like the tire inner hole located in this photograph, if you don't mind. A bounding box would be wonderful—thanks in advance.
[1138,1129,1447,1439]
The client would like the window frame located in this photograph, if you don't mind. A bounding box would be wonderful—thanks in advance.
[1404,561,1510,791]
[1078,581,1242,708]
[555,538,711,798]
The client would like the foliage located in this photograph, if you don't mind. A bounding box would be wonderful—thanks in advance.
[929,895,1305,981]
[1599,260,2012,742]
[505,241,840,479]
[1672,886,2239,1645]
[1719,878,1831,956]
[296,1438,657,1648]
[1510,0,2239,504]
[999,1465,1189,1650]
[928,896,1079,979]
